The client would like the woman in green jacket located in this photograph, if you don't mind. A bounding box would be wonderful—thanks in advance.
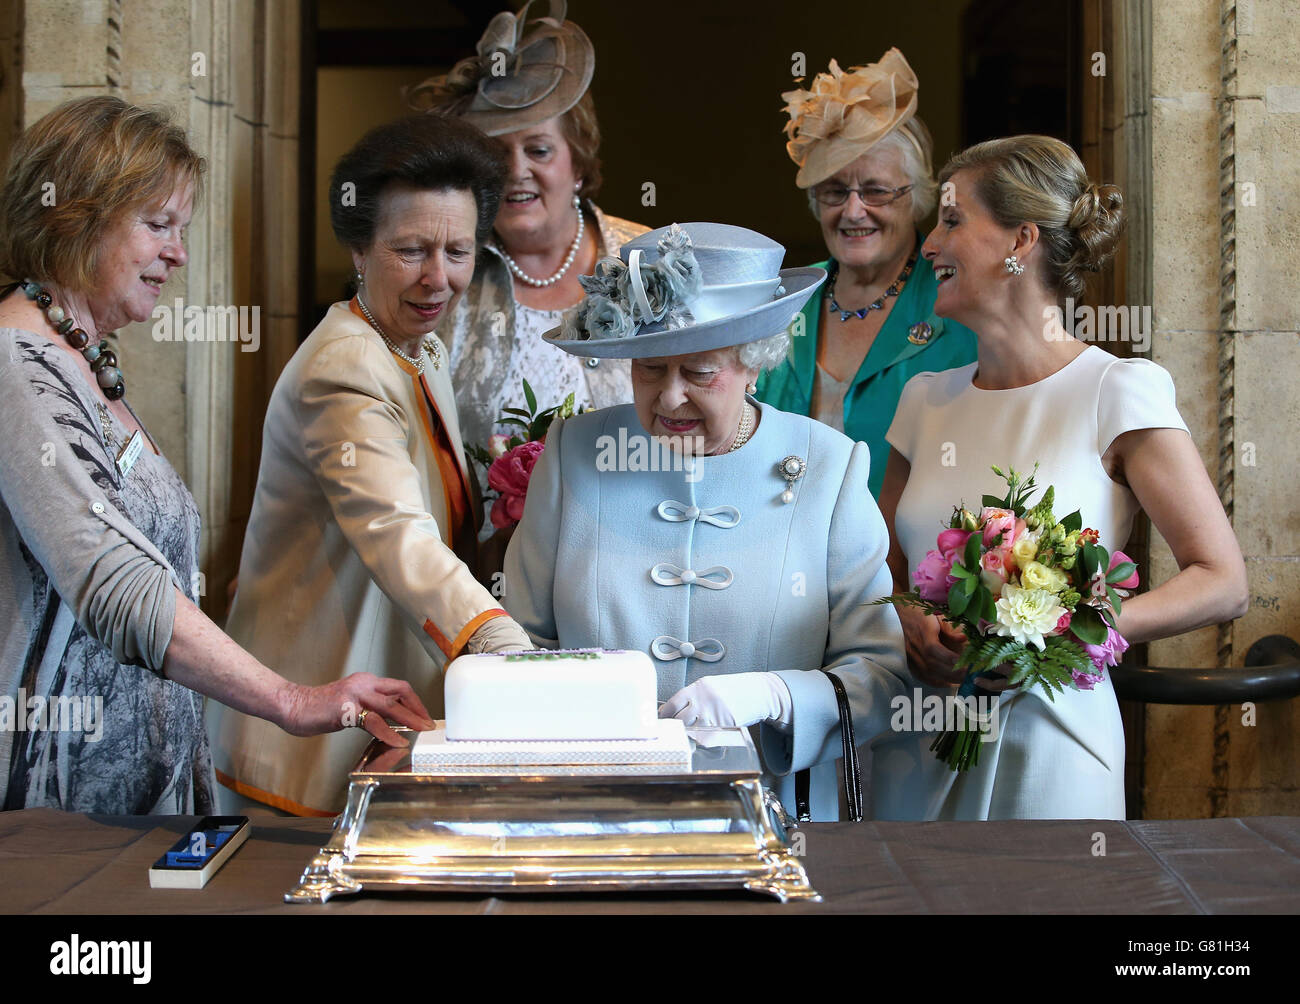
[757,48,977,498]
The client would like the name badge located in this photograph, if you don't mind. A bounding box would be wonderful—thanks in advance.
[116,430,144,478]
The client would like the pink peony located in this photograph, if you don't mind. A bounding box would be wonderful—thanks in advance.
[1107,550,1140,589]
[487,440,545,529]
[913,549,956,603]
[913,528,977,602]
[980,508,1022,549]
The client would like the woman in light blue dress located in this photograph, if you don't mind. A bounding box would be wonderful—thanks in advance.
[503,222,908,821]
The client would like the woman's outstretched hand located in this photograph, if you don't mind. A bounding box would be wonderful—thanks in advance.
[279,673,437,747]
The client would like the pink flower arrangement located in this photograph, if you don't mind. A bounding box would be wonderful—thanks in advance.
[488,440,545,529]
[465,379,580,531]
[872,463,1141,772]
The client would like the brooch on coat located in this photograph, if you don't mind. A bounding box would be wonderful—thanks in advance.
[777,455,806,504]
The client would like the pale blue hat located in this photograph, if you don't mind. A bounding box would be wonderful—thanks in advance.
[544,222,826,359]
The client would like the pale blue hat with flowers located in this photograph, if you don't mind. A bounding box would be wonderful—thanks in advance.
[544,222,826,359]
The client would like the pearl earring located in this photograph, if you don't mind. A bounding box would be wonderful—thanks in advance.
[1003,255,1024,276]
[746,382,757,395]
[355,270,365,286]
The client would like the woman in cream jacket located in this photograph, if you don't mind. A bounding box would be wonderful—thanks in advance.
[212,115,531,816]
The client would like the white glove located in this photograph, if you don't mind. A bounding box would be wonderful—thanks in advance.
[465,616,533,654]
[659,673,793,729]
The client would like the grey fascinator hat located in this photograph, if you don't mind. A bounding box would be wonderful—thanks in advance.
[405,0,595,137]
[545,222,826,359]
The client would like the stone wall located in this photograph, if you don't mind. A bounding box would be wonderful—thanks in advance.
[1143,0,1300,817]
[16,0,301,612]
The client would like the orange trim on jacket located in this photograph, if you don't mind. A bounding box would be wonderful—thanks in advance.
[347,297,473,552]
[423,607,507,661]
[215,768,338,818]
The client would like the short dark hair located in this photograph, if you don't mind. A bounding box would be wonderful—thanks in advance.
[327,114,506,253]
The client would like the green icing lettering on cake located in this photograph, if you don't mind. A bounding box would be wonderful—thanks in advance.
[504,651,601,662]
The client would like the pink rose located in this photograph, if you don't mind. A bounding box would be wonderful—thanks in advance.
[487,440,545,529]
[980,549,1011,596]
[1052,610,1073,636]
[937,528,975,557]
[913,549,956,603]
[1107,550,1140,589]
[487,434,511,460]
[980,508,1022,549]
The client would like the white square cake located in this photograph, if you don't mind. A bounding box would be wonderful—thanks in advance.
[443,648,658,741]
[412,648,691,769]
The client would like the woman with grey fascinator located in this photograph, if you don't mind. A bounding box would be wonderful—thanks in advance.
[502,222,908,822]
[407,1,649,489]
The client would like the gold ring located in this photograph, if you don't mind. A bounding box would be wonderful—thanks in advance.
[356,708,370,729]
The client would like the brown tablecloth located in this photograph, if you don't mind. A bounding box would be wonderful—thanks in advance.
[1,809,1297,914]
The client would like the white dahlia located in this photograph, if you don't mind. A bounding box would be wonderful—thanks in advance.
[993,583,1067,651]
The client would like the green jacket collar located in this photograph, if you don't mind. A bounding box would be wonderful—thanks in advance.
[789,251,952,403]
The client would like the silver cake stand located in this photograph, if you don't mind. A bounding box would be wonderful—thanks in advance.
[284,725,819,903]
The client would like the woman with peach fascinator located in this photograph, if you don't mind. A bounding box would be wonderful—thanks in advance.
[756,48,978,499]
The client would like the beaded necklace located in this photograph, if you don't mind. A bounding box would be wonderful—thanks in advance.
[826,244,918,322]
[19,279,125,399]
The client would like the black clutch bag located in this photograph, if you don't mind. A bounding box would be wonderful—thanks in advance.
[793,670,863,822]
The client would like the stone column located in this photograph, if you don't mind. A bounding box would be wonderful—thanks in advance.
[1143,0,1300,817]
[17,0,301,615]
[0,1,21,157]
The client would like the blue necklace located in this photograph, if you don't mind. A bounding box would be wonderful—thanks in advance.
[826,246,917,322]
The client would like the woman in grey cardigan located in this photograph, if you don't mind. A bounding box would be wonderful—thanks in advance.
[0,97,433,814]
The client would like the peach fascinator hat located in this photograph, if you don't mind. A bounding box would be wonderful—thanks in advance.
[781,47,922,189]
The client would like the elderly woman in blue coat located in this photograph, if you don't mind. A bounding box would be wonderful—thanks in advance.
[503,222,907,821]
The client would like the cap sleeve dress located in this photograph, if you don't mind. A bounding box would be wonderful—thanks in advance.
[873,346,1188,820]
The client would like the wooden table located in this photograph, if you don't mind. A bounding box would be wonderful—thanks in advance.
[2,809,1297,914]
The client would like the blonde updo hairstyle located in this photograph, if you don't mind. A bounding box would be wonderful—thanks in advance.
[939,135,1123,302]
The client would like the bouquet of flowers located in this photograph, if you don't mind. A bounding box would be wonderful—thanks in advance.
[465,379,578,530]
[872,463,1138,771]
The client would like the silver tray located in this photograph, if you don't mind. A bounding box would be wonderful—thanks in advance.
[285,726,819,903]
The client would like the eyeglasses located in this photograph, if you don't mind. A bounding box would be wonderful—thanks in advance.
[812,183,914,207]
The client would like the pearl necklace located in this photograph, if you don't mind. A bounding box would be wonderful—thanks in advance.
[356,294,441,374]
[496,196,585,288]
[728,403,755,453]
